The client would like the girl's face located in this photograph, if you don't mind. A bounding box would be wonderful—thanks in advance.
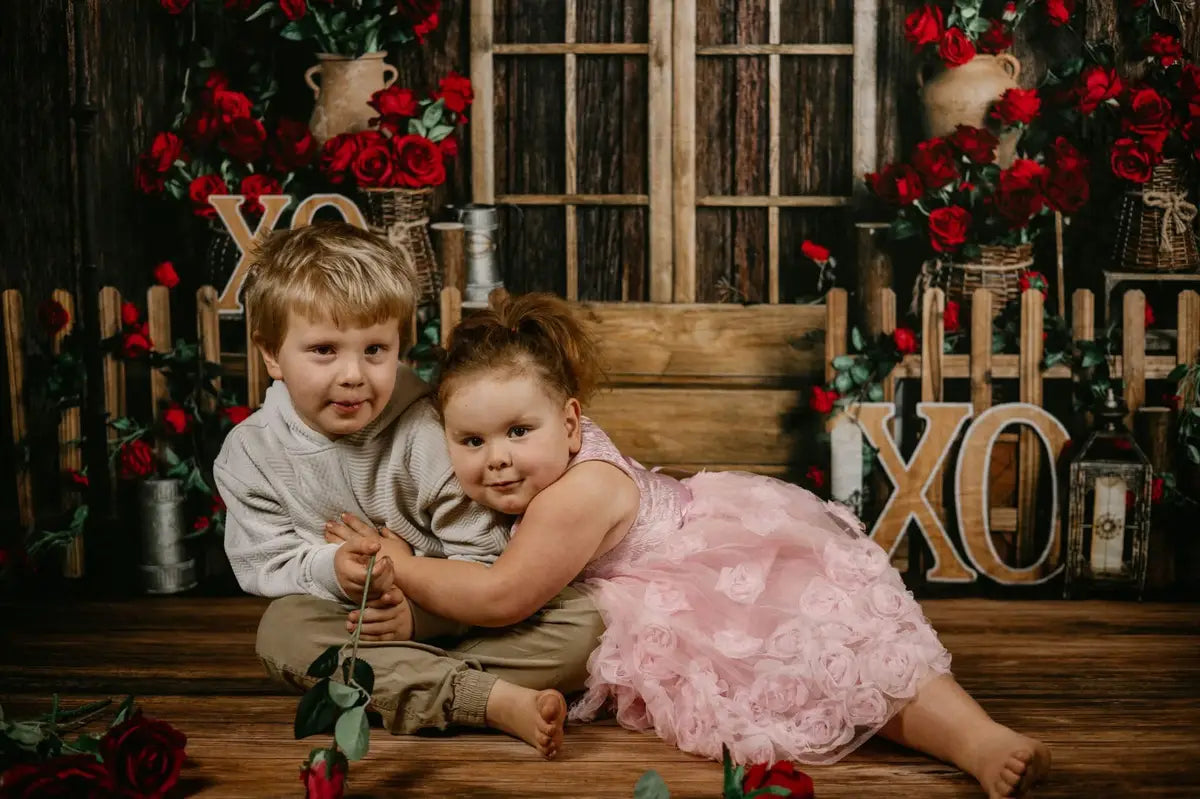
[442,369,582,516]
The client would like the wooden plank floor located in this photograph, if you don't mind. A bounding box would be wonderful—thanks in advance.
[2,598,1199,798]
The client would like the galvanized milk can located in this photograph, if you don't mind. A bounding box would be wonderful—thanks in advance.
[456,204,505,304]
[138,478,197,594]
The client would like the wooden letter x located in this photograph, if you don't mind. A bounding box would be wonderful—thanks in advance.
[210,194,293,316]
[855,402,977,582]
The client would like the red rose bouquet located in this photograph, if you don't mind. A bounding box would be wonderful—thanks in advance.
[317,74,471,190]
[135,67,314,221]
[233,0,440,58]
[904,1,1076,68]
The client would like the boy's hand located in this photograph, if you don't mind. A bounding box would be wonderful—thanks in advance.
[346,588,413,641]
[333,536,393,600]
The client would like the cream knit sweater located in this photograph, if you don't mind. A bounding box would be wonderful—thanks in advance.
[215,367,510,602]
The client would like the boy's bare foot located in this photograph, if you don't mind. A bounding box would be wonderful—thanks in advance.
[485,680,567,759]
[970,725,1051,798]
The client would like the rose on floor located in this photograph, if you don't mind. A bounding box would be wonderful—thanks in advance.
[635,746,815,798]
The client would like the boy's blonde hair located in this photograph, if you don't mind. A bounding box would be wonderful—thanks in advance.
[245,221,417,354]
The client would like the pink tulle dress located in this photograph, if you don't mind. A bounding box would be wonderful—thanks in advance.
[562,418,952,766]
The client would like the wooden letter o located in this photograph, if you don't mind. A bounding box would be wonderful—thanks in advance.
[290,193,368,230]
[954,403,1069,584]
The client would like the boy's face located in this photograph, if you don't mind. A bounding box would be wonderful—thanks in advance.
[442,371,581,516]
[260,311,402,440]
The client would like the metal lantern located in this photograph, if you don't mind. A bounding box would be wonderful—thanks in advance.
[1064,390,1153,599]
[456,204,505,305]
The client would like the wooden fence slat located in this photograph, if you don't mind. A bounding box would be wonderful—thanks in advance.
[564,0,578,302]
[880,288,896,403]
[1072,288,1094,341]
[147,286,172,419]
[767,0,781,304]
[469,0,495,205]
[824,288,848,384]
[1178,290,1200,366]
[648,0,674,302]
[440,286,463,349]
[99,287,125,497]
[672,0,696,302]
[970,289,993,413]
[851,0,879,196]
[197,287,221,414]
[1123,290,1146,428]
[1017,288,1044,565]
[244,302,268,409]
[920,289,945,403]
[2,290,34,532]
[51,289,84,579]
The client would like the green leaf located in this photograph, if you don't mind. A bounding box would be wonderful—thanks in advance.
[421,98,446,129]
[746,788,795,798]
[164,446,181,467]
[327,680,363,710]
[245,1,276,22]
[832,355,855,371]
[294,679,338,739]
[834,372,854,394]
[850,327,865,352]
[342,657,375,697]
[280,21,304,41]
[868,382,884,402]
[426,124,455,142]
[851,362,871,385]
[889,216,918,240]
[306,645,341,679]
[111,695,135,727]
[334,705,370,761]
[1168,364,1189,381]
[1189,444,1200,465]
[407,118,429,137]
[634,770,672,799]
[1080,345,1105,369]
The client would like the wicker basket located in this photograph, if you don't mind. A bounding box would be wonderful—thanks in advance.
[358,187,441,306]
[935,243,1034,310]
[1113,158,1200,273]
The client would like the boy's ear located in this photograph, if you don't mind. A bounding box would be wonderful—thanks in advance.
[254,334,284,381]
[564,397,583,455]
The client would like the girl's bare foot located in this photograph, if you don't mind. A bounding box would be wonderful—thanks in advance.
[485,680,567,759]
[970,725,1051,798]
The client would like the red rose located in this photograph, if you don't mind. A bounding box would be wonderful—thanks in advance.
[439,135,459,158]
[994,158,1048,226]
[154,261,180,289]
[280,0,307,19]
[301,748,348,799]
[397,0,440,23]
[193,516,210,532]
[188,174,228,218]
[911,138,958,190]
[118,439,156,479]
[436,72,474,114]
[183,109,221,147]
[893,327,919,354]
[414,12,439,42]
[1045,166,1090,214]
[69,470,89,489]
[269,118,317,172]
[1049,136,1086,173]
[1146,33,1184,67]
[135,158,165,194]
[220,116,267,163]
[990,88,1041,126]
[944,299,961,333]
[1145,302,1156,328]
[801,240,830,263]
[37,299,70,334]
[927,206,972,253]
[1017,270,1048,297]
[100,712,187,799]
[0,755,114,798]
[1110,137,1154,183]
[1152,477,1165,504]
[742,761,815,799]
[1123,87,1171,137]
[947,125,998,164]
[978,19,1012,54]
[867,163,923,205]
[352,142,396,188]
[391,134,446,187]
[1044,0,1075,26]
[1164,393,1182,411]
[805,465,828,491]
[318,133,361,184]
[122,326,154,359]
[1179,64,1200,104]
[938,27,976,68]
[208,88,254,127]
[903,5,944,49]
[163,404,190,435]
[145,132,185,174]
[239,174,283,217]
[159,0,192,14]
[809,385,837,414]
[1077,66,1122,115]
[121,301,141,326]
[370,86,419,119]
[211,493,227,513]
[223,405,252,425]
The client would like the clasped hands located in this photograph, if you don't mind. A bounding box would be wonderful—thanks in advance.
[328,513,415,642]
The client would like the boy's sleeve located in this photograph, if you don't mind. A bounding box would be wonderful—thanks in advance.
[424,471,511,563]
[215,452,349,603]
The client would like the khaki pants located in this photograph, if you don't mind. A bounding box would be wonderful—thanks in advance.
[255,586,604,734]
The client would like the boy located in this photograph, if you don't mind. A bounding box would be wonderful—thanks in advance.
[215,222,602,756]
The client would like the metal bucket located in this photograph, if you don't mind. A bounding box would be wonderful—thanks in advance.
[457,204,505,303]
[138,478,197,594]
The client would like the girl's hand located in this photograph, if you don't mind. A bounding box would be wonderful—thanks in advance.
[346,590,413,641]
[324,512,381,544]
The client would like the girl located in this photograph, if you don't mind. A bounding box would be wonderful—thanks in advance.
[327,293,1050,798]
